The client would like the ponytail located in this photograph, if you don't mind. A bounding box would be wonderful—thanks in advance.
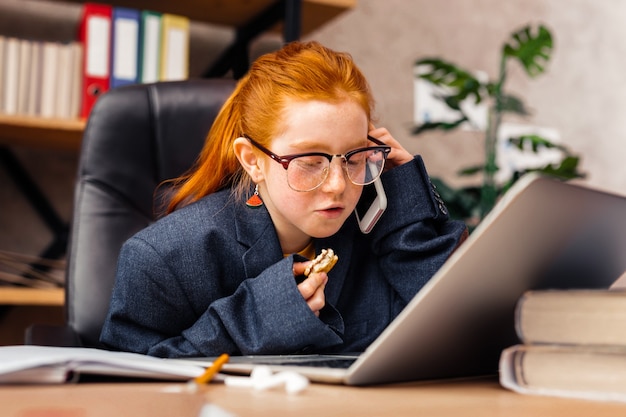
[165,77,251,213]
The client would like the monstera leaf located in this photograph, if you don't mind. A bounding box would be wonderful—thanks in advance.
[415,58,484,107]
[503,24,553,77]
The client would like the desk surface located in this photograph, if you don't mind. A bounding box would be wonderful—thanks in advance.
[1,378,625,416]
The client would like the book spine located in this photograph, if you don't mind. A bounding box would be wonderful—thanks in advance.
[79,2,113,119]
[0,4,191,119]
[159,13,190,81]
[26,41,43,117]
[40,42,60,118]
[139,10,162,83]
[16,39,31,116]
[0,35,4,114]
[3,37,19,115]
[110,7,141,89]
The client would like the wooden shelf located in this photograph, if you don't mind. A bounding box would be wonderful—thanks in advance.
[1,0,354,152]
[0,114,85,152]
[53,0,356,36]
[0,287,64,306]
[0,0,354,339]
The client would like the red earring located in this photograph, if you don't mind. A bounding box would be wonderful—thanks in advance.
[246,184,263,208]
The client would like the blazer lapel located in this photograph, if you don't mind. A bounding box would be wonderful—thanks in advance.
[233,200,356,306]
[234,202,283,278]
[316,232,354,306]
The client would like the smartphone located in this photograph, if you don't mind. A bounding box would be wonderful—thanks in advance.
[354,175,387,234]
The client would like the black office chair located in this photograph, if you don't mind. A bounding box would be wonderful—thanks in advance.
[26,79,236,347]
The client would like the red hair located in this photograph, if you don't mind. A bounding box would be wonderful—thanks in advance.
[166,41,374,213]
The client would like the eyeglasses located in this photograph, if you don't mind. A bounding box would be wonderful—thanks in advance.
[245,134,391,192]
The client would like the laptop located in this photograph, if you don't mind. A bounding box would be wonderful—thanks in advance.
[180,174,626,385]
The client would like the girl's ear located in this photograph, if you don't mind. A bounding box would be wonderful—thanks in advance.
[233,137,264,182]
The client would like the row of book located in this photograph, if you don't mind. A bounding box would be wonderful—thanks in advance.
[499,286,626,403]
[0,2,190,121]
[0,37,82,120]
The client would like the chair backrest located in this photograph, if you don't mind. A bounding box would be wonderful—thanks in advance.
[66,79,236,347]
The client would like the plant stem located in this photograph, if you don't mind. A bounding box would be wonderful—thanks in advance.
[481,108,498,219]
[480,53,508,219]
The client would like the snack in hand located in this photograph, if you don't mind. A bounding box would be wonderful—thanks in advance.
[304,249,339,276]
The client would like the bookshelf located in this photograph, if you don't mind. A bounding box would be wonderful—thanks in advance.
[0,0,355,309]
[1,0,355,151]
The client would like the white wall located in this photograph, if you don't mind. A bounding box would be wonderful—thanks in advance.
[305,0,626,195]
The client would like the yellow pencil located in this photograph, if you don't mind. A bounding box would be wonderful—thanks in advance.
[194,353,230,384]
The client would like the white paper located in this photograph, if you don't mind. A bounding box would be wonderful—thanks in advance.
[0,345,205,384]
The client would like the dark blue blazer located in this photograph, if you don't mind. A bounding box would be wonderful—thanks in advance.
[100,156,467,357]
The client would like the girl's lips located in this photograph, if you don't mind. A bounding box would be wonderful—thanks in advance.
[317,206,345,219]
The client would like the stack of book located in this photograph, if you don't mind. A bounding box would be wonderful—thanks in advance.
[0,2,190,120]
[0,36,82,120]
[500,288,626,403]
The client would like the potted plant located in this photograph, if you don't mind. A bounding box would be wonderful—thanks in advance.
[413,24,585,228]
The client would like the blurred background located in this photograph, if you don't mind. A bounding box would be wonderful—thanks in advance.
[1,0,625,257]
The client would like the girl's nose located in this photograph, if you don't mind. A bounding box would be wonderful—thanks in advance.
[320,158,347,193]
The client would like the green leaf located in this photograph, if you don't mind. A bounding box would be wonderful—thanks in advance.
[411,118,468,135]
[508,135,567,153]
[503,24,553,77]
[415,58,485,104]
[443,95,463,111]
[513,156,585,181]
[535,156,586,180]
[458,165,485,176]
[498,94,530,115]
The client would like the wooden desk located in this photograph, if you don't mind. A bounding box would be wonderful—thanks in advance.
[1,379,626,416]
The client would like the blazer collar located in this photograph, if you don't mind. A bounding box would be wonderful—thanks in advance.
[234,202,282,278]
[233,201,356,305]
[315,228,354,305]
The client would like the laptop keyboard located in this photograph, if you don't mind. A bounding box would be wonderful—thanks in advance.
[228,354,358,369]
[254,357,356,369]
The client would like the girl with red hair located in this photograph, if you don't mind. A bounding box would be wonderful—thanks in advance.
[100,41,466,357]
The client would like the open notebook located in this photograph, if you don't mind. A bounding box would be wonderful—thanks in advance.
[181,174,626,386]
[0,345,205,383]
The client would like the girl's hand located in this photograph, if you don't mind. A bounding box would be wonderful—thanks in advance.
[293,261,327,317]
[369,124,414,171]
